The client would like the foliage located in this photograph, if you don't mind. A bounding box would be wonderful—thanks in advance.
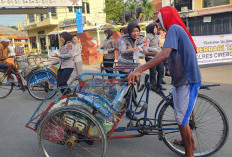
[9,26,18,30]
[113,27,121,32]
[140,1,155,22]
[124,0,140,10]
[41,50,48,54]
[104,0,155,24]
[104,0,125,24]
[30,48,37,54]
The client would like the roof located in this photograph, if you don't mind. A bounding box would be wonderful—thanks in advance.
[48,23,116,35]
[198,5,232,16]
[0,25,27,36]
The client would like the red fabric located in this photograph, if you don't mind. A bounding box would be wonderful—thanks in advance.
[156,6,197,53]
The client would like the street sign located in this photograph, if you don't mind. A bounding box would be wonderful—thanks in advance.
[76,8,83,33]
[0,0,82,7]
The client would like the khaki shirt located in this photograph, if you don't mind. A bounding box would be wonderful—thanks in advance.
[144,34,161,58]
[0,43,10,61]
[118,34,145,63]
[100,36,115,59]
[51,41,75,69]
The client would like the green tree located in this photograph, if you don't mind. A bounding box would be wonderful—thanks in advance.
[145,2,155,21]
[104,0,125,24]
[9,26,18,30]
[140,1,155,22]
[125,0,140,10]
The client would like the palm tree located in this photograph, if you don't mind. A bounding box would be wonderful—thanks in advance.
[140,1,155,22]
[145,2,155,21]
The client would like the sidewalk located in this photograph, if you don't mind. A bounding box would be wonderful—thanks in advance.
[200,63,232,85]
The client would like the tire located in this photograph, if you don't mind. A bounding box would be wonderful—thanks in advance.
[158,93,229,157]
[27,70,57,100]
[38,105,107,157]
[0,71,14,99]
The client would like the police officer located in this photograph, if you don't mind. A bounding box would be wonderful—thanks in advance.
[117,22,145,120]
[143,23,166,91]
[118,22,145,75]
[100,29,115,78]
[52,32,75,95]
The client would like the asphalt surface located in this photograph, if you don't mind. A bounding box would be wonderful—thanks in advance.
[0,63,231,157]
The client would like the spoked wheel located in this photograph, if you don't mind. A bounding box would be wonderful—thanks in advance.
[0,71,14,99]
[158,94,229,157]
[27,70,57,100]
[38,105,107,157]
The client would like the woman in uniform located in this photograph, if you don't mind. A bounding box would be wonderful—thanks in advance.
[117,22,145,75]
[143,23,166,91]
[52,32,75,95]
[100,29,115,78]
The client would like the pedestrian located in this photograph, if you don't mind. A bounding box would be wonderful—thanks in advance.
[117,21,145,75]
[52,32,75,95]
[143,23,166,92]
[100,29,115,78]
[115,27,128,60]
[118,21,145,120]
[127,6,201,157]
[116,28,128,50]
[69,36,82,81]
[0,38,14,82]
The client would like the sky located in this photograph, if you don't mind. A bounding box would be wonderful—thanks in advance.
[0,14,26,27]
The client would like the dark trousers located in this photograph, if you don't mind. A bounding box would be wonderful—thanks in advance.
[103,58,114,79]
[145,57,164,86]
[57,68,74,94]
[163,58,169,75]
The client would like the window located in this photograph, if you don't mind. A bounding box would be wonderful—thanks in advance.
[48,7,56,17]
[188,13,232,36]
[203,0,229,8]
[29,36,37,49]
[202,22,213,35]
[86,3,90,14]
[82,16,86,24]
[82,2,85,13]
[67,6,73,12]
[174,0,192,12]
[40,14,44,21]
[74,6,81,12]
[29,14,34,23]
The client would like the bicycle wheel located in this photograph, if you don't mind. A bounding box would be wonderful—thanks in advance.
[158,93,229,157]
[0,71,14,99]
[27,70,57,100]
[38,105,107,157]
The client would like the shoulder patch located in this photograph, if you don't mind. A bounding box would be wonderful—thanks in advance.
[68,44,72,50]
[120,39,124,45]
[143,38,147,46]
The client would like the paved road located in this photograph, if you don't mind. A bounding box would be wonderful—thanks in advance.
[0,63,231,157]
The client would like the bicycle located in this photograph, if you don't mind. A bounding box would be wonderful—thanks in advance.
[0,56,58,100]
[25,72,229,157]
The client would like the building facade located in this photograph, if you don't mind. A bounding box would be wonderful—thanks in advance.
[18,0,106,53]
[162,0,232,36]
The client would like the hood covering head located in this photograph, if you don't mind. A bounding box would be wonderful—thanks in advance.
[155,6,197,53]
[127,22,140,37]
[104,29,114,39]
[60,32,73,44]
[120,27,128,34]
[146,23,157,34]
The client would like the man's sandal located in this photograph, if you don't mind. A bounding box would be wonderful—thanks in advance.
[173,139,196,150]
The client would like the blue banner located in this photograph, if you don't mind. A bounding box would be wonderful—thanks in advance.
[75,8,83,33]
